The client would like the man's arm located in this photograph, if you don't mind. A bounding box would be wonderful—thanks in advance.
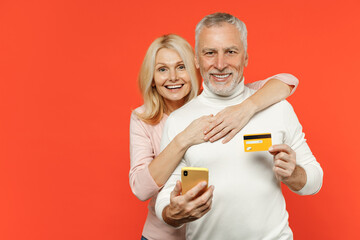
[271,101,323,195]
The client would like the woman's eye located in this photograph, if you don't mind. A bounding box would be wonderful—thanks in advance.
[158,67,166,72]
[178,65,186,70]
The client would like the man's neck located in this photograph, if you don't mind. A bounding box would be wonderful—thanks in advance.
[199,79,246,107]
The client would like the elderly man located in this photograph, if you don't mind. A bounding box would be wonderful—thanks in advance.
[155,13,323,239]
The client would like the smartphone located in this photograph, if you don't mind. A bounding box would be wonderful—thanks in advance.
[181,167,209,195]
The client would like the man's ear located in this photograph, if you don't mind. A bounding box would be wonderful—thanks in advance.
[245,53,249,67]
[194,55,200,69]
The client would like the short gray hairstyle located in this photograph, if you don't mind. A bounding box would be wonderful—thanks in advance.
[195,12,248,55]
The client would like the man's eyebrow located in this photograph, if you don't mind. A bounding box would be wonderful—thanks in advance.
[201,48,217,53]
[225,46,240,51]
[201,46,241,53]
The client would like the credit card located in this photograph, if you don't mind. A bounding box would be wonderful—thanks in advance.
[243,133,272,152]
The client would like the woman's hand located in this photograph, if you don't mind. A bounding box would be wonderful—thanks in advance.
[203,77,297,144]
[178,115,213,148]
[203,99,257,143]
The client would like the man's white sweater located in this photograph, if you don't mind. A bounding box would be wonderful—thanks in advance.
[155,80,323,240]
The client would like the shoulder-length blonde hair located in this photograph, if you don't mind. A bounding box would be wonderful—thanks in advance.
[136,34,201,125]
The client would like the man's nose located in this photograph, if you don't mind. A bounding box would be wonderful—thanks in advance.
[215,53,227,71]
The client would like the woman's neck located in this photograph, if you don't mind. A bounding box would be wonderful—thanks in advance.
[164,98,185,115]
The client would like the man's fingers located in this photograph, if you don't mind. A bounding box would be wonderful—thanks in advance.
[196,197,213,217]
[268,144,292,155]
[183,181,208,201]
[273,166,292,179]
[187,195,213,219]
[274,159,289,170]
[191,186,214,215]
[171,180,182,198]
[193,185,214,205]
[274,152,291,163]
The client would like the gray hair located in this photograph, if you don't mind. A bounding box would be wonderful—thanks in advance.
[195,12,248,55]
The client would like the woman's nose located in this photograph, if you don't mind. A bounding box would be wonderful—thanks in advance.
[169,69,177,81]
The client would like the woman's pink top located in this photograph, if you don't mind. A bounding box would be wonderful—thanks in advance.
[129,74,298,240]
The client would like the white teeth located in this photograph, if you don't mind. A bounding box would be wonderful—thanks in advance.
[166,84,183,89]
[212,74,230,79]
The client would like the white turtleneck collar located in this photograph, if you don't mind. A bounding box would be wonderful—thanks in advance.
[198,77,247,108]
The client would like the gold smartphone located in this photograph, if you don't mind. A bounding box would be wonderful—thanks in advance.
[181,167,209,195]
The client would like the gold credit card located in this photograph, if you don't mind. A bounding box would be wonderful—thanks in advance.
[243,133,272,152]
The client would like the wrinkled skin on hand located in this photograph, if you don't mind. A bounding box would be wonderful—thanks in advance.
[162,180,214,227]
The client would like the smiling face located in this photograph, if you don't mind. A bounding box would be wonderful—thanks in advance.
[153,48,191,113]
[195,22,248,96]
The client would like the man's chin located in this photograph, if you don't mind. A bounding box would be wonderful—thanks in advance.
[208,84,234,96]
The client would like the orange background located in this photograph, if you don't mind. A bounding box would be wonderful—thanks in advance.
[1,0,359,239]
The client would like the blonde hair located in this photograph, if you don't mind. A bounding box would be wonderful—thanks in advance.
[136,34,201,125]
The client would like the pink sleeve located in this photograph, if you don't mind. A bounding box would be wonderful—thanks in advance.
[245,73,299,96]
[129,112,161,201]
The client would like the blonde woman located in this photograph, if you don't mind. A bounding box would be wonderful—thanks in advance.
[129,34,298,240]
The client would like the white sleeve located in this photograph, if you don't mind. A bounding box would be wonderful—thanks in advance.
[155,117,188,223]
[155,161,187,224]
[282,101,324,195]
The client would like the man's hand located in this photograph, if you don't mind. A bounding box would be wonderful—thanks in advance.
[162,180,214,227]
[203,100,256,144]
[269,144,306,191]
[269,144,296,181]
